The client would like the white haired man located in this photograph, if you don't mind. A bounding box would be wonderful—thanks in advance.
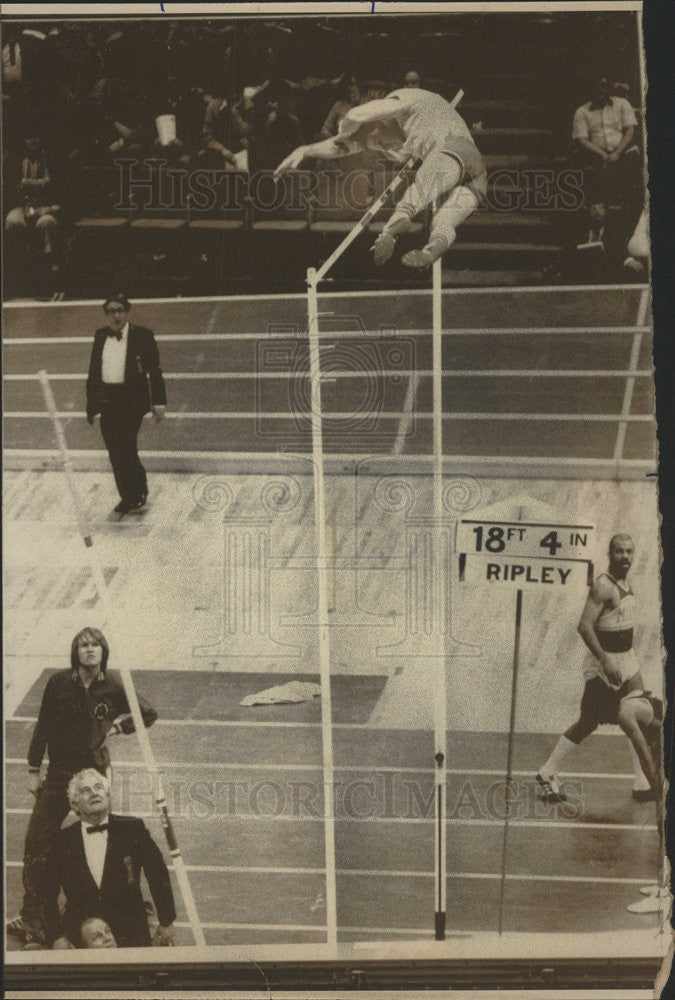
[46,768,176,949]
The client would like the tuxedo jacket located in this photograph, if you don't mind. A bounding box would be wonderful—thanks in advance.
[86,324,167,421]
[44,814,176,947]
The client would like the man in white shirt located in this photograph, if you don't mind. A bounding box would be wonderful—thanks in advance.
[274,87,486,269]
[86,295,167,516]
[572,77,641,211]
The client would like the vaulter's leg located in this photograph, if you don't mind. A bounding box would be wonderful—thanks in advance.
[402,184,479,268]
[371,150,464,265]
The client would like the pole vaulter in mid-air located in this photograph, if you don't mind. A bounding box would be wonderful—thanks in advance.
[274,86,487,269]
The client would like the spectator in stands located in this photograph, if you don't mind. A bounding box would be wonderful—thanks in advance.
[151,78,213,167]
[284,70,347,142]
[255,92,304,172]
[89,30,154,160]
[320,77,361,138]
[403,70,422,88]
[360,80,390,103]
[58,23,104,96]
[4,136,62,294]
[2,29,47,163]
[201,93,253,168]
[572,76,641,211]
[2,25,26,93]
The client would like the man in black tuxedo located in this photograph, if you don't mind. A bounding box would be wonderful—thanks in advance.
[46,768,176,949]
[86,294,167,515]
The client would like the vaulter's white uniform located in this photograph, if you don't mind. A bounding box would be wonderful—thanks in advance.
[339,87,487,202]
[378,88,474,160]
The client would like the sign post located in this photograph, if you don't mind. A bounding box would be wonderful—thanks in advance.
[456,516,595,936]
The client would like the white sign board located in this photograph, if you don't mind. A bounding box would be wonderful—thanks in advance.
[456,520,594,561]
[457,518,595,591]
[458,552,593,591]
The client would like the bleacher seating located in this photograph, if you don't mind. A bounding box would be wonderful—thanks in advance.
[5,12,640,296]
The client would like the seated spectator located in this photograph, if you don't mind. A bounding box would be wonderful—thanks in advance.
[151,79,213,167]
[284,70,347,142]
[551,199,635,283]
[402,70,422,89]
[79,916,117,949]
[89,31,154,160]
[46,768,176,949]
[320,77,361,139]
[5,136,61,293]
[201,93,253,169]
[359,80,390,103]
[572,75,641,211]
[255,92,303,172]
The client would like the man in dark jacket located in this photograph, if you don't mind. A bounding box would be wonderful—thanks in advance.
[86,294,167,515]
[7,627,157,948]
[46,768,176,948]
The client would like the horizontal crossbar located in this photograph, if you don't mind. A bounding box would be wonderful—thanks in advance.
[6,411,653,422]
[5,369,653,381]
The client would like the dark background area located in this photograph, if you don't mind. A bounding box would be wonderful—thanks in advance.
[644,2,675,995]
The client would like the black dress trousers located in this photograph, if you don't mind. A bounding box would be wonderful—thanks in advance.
[99,384,148,503]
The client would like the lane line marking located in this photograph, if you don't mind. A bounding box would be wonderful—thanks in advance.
[2,284,650,309]
[173,921,322,931]
[4,369,653,380]
[614,288,651,461]
[4,859,656,885]
[6,715,643,737]
[4,449,654,472]
[4,411,654,422]
[3,327,651,346]
[4,807,657,831]
[2,758,639,780]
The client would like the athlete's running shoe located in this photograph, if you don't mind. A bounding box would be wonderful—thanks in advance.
[536,771,568,803]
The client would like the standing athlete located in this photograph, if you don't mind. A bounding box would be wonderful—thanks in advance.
[536,534,653,803]
[274,87,486,268]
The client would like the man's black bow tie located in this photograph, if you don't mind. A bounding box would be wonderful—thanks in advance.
[86,823,109,834]
[107,330,122,341]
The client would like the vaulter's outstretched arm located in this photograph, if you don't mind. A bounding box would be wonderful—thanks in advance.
[274,135,362,176]
[338,97,403,135]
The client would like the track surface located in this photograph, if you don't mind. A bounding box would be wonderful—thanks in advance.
[6,669,660,948]
[3,287,654,463]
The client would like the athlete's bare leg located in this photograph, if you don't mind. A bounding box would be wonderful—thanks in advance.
[618,693,660,793]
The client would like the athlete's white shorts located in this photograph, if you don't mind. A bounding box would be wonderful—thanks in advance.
[583,648,640,689]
